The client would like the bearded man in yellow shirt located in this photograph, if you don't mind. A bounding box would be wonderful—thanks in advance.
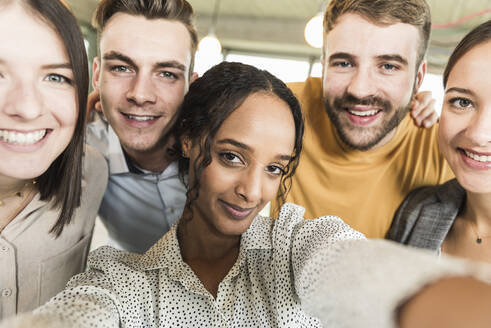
[274,0,453,238]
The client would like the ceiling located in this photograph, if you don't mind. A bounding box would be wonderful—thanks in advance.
[66,0,491,73]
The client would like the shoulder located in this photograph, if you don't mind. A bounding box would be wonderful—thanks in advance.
[86,117,112,157]
[274,203,365,246]
[397,179,463,214]
[287,78,322,111]
[387,179,464,242]
[82,145,108,190]
[87,246,144,276]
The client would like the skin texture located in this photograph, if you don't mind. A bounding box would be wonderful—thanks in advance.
[439,40,491,263]
[0,3,77,194]
[322,13,426,151]
[179,92,296,297]
[92,13,197,172]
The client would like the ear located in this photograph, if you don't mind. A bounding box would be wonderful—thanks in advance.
[414,59,427,92]
[181,136,192,158]
[190,72,198,84]
[92,57,101,91]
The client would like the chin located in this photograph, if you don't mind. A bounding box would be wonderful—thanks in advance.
[457,175,491,194]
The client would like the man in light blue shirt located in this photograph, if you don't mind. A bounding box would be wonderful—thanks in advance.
[87,0,198,253]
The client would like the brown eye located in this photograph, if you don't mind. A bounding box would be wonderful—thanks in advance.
[219,152,243,165]
[449,97,473,109]
[265,165,285,176]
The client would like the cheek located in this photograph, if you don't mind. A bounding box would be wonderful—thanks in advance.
[385,77,414,105]
[323,74,347,97]
[46,91,78,129]
[438,111,460,147]
[262,178,282,203]
[158,83,186,109]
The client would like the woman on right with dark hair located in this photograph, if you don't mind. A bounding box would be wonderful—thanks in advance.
[387,20,491,263]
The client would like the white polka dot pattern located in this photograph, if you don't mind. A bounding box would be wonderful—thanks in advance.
[32,203,364,327]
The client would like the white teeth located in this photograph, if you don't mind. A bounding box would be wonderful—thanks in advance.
[348,109,379,117]
[464,150,491,163]
[0,129,47,145]
[126,114,156,122]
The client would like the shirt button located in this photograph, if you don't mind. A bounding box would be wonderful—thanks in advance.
[2,288,12,297]
[1,245,8,251]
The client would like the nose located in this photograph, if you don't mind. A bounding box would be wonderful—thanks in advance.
[235,166,263,204]
[126,73,157,106]
[4,78,44,120]
[465,106,491,146]
[346,66,377,99]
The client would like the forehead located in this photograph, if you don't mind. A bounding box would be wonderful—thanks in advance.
[215,93,296,154]
[447,41,491,90]
[325,13,420,63]
[99,13,192,67]
[0,3,68,63]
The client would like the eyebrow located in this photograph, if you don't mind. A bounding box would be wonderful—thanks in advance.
[446,87,475,96]
[103,51,137,68]
[217,138,292,161]
[41,63,72,70]
[154,61,186,72]
[328,52,409,66]
[103,51,186,72]
[328,52,354,62]
[376,54,408,66]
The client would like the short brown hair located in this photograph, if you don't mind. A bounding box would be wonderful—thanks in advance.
[443,20,491,88]
[92,0,197,72]
[324,0,432,66]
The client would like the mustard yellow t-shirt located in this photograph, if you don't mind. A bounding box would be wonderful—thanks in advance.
[272,77,453,238]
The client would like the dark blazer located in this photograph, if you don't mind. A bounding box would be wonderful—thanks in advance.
[386,179,466,251]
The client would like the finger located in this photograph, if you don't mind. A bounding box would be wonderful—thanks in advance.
[422,111,439,129]
[411,91,432,118]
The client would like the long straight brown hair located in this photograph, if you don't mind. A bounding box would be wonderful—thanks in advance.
[20,0,89,236]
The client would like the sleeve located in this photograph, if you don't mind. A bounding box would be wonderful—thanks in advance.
[296,238,490,328]
[0,268,121,328]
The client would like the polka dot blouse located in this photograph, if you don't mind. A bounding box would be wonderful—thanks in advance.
[16,203,480,328]
[34,203,364,327]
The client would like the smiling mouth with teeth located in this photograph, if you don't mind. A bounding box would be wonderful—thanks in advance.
[347,109,381,117]
[0,129,47,145]
[123,113,160,122]
[463,150,491,163]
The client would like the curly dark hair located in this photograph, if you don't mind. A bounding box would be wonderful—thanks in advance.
[168,61,304,218]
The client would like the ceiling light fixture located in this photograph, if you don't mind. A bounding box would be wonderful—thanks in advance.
[198,0,222,55]
[304,12,324,49]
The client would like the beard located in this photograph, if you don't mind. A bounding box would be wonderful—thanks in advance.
[323,91,412,151]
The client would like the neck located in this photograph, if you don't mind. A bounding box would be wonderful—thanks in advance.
[123,140,175,173]
[462,191,491,233]
[178,209,241,262]
[0,176,30,198]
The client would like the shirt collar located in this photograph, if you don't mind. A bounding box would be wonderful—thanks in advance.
[139,213,274,273]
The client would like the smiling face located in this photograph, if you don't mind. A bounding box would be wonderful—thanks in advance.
[322,13,425,150]
[439,40,491,194]
[93,13,194,165]
[185,92,296,236]
[0,3,77,186]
